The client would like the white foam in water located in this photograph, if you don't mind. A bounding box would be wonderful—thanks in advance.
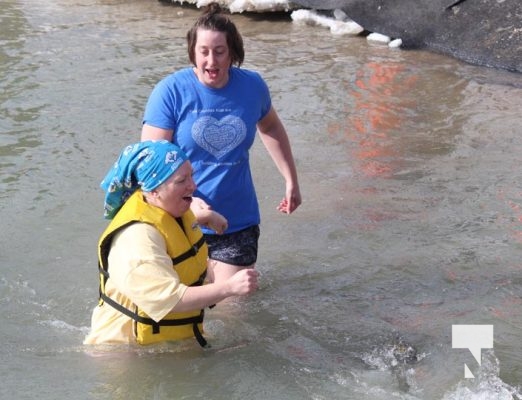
[40,319,88,333]
[354,343,522,399]
[441,351,522,400]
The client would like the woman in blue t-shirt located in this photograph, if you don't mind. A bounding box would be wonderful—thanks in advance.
[141,2,301,285]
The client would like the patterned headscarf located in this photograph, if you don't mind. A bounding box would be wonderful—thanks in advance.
[100,140,189,219]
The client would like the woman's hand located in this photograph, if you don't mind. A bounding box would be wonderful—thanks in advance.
[191,197,228,234]
[277,184,302,214]
[226,268,259,296]
[205,210,228,234]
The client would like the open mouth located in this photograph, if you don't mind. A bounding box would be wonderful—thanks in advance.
[182,195,193,204]
[206,68,219,79]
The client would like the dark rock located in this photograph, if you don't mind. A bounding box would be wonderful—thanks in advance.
[291,0,522,73]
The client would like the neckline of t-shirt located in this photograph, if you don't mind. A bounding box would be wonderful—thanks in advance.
[190,67,235,93]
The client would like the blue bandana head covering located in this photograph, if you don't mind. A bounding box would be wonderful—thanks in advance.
[100,140,189,219]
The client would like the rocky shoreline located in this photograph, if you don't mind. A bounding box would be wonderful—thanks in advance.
[165,0,521,74]
[292,0,521,74]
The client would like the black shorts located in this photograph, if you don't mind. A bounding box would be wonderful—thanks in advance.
[204,225,260,267]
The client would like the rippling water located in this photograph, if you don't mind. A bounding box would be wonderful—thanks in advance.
[2,0,522,399]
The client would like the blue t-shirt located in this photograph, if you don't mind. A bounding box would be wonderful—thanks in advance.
[143,67,272,234]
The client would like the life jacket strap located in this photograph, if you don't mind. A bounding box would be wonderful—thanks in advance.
[171,236,206,265]
[193,318,209,348]
[99,293,208,348]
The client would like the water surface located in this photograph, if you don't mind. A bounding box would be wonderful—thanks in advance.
[1,0,522,399]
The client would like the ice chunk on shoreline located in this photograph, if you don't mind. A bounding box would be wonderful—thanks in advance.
[291,9,364,36]
[166,0,292,13]
[389,38,403,48]
[367,32,391,44]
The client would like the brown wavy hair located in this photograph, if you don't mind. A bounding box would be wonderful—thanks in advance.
[186,2,245,67]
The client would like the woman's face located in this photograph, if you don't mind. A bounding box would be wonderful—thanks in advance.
[193,28,231,88]
[151,161,196,218]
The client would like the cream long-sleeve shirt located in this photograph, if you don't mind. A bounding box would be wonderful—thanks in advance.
[84,223,188,344]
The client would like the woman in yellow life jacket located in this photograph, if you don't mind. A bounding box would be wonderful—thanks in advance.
[84,140,259,347]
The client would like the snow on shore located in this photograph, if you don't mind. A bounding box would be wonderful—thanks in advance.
[167,0,292,13]
[167,0,401,47]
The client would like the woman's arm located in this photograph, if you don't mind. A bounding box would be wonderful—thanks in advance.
[171,268,259,313]
[190,197,228,234]
[113,222,257,318]
[257,106,302,214]
[141,124,174,142]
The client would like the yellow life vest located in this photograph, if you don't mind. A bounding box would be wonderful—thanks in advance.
[97,190,209,347]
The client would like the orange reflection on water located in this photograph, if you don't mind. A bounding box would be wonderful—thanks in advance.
[326,61,419,231]
[328,61,417,179]
[497,187,522,245]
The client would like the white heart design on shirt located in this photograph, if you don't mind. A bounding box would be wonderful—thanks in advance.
[192,115,246,160]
